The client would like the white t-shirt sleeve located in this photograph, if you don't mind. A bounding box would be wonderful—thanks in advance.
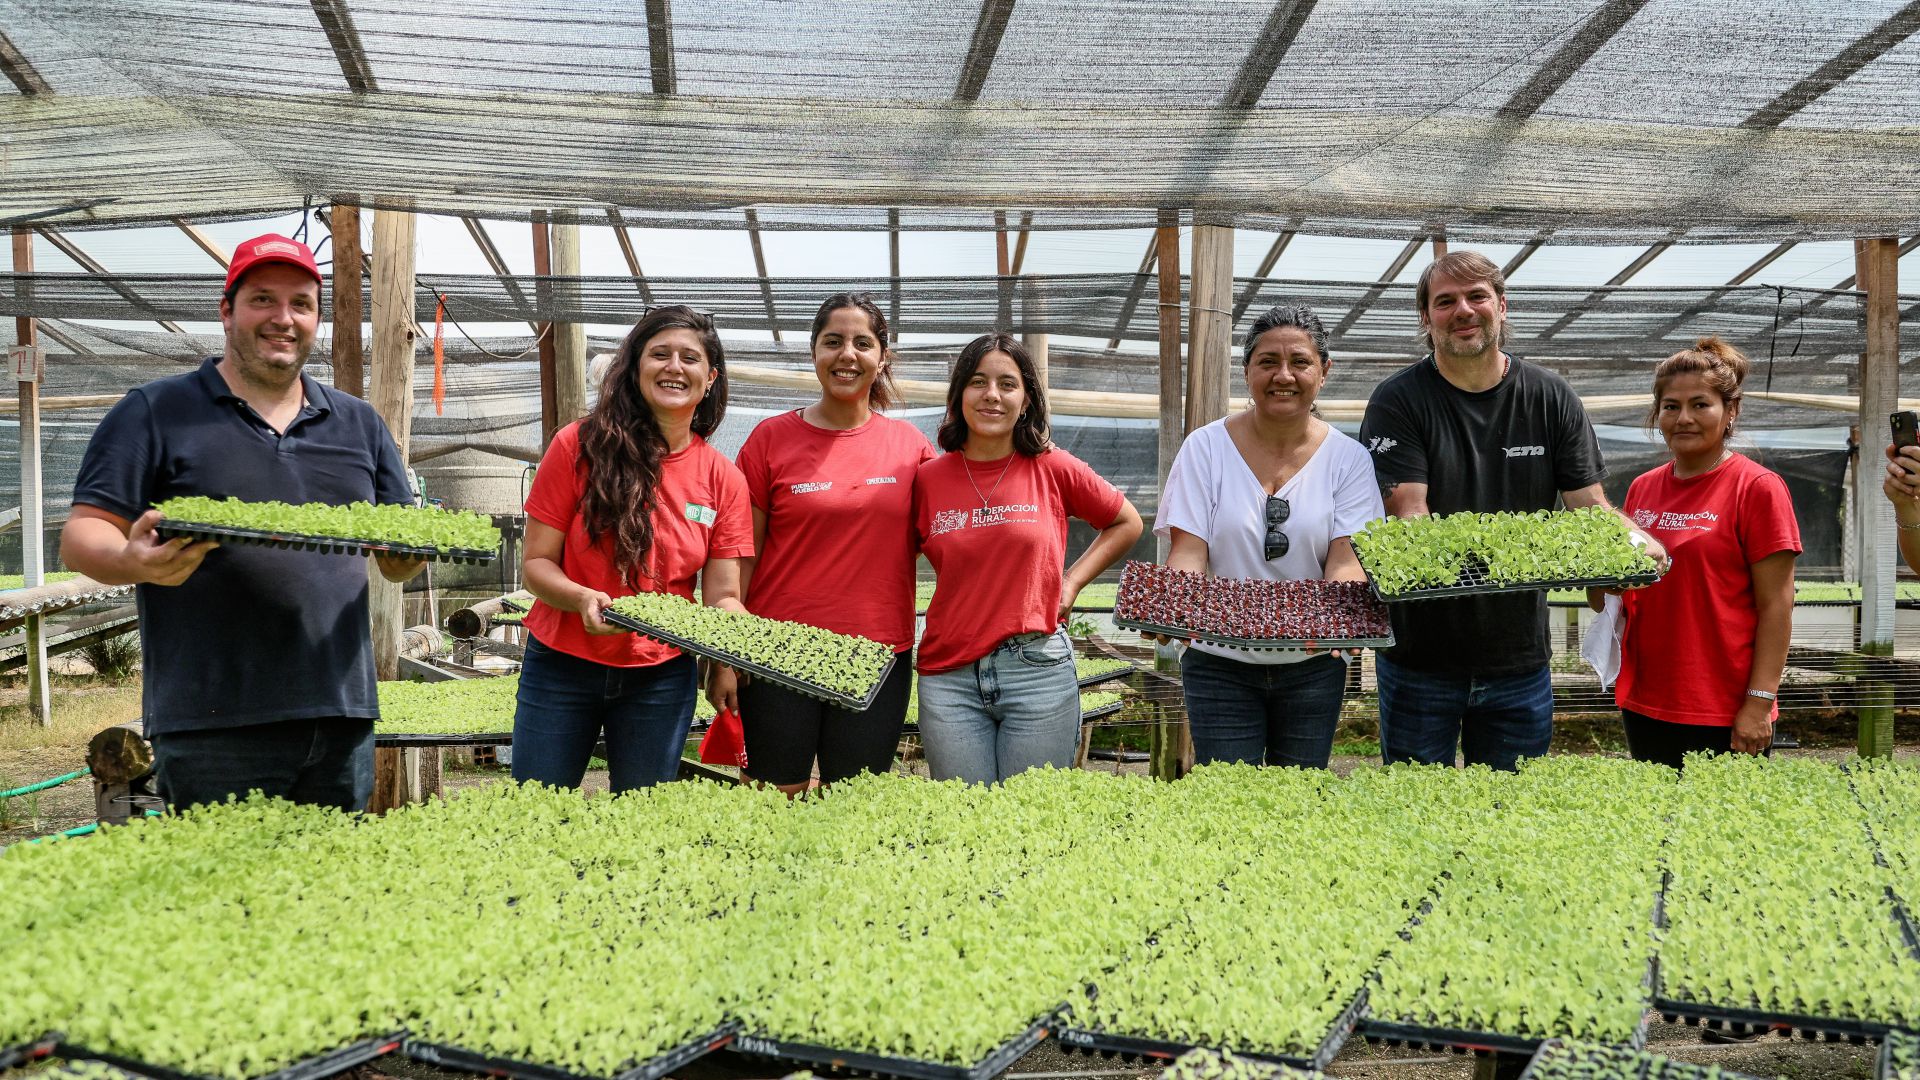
[1154,424,1220,543]
[1328,435,1387,539]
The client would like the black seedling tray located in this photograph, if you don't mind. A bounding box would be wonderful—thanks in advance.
[373,731,512,747]
[1056,986,1364,1072]
[1080,700,1124,723]
[155,522,495,565]
[1358,1018,1543,1057]
[0,1033,59,1072]
[601,609,894,711]
[1517,1039,1772,1080]
[1882,1031,1919,1080]
[58,1032,405,1080]
[405,1021,738,1080]
[1358,553,1659,603]
[1114,617,1393,652]
[729,1009,1056,1080]
[1652,992,1893,1041]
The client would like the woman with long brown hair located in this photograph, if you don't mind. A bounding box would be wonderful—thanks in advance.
[513,306,754,791]
[712,293,932,794]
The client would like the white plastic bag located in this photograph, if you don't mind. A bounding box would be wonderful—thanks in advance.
[1581,593,1624,689]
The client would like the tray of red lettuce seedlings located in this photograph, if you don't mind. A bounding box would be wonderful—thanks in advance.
[1114,563,1393,650]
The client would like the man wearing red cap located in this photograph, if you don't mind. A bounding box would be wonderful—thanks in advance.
[61,233,425,812]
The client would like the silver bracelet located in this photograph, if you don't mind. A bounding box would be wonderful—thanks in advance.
[1745,688,1777,702]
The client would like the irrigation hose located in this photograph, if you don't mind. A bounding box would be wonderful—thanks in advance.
[0,769,89,800]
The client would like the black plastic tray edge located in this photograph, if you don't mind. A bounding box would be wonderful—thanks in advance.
[1516,1039,1774,1080]
[0,1033,60,1073]
[155,522,496,566]
[1079,701,1124,723]
[600,609,894,711]
[404,1021,739,1080]
[1651,992,1894,1039]
[1366,569,1660,604]
[1881,1030,1918,1080]
[1054,985,1365,1071]
[729,1007,1057,1080]
[374,732,513,747]
[1113,617,1393,651]
[1357,1018,1541,1056]
[1075,664,1136,689]
[57,1033,406,1080]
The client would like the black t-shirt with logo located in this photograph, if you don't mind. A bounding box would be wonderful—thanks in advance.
[1358,354,1607,676]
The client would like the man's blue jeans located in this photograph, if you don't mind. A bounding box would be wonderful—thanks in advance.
[1375,653,1553,771]
[150,717,374,812]
[511,636,698,793]
[916,629,1079,784]
[1181,649,1348,769]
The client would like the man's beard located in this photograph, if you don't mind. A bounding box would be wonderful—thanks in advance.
[1435,319,1498,360]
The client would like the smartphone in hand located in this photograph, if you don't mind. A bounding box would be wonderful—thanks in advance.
[1894,410,1920,450]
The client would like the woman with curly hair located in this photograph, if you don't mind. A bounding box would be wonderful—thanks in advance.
[513,305,753,791]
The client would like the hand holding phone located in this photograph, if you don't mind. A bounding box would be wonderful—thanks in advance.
[1893,410,1919,450]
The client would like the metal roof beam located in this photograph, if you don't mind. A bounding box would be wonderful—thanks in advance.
[0,30,53,96]
[1220,0,1319,109]
[309,0,379,93]
[1743,1,1920,128]
[1495,0,1648,121]
[955,0,1016,102]
[35,228,185,334]
[644,0,677,96]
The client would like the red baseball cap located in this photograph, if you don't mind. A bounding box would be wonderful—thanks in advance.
[225,234,322,295]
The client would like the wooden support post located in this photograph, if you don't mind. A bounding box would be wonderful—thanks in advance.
[1023,333,1048,392]
[1185,222,1233,436]
[1431,230,1449,259]
[994,211,1013,330]
[1856,236,1899,758]
[12,227,48,725]
[1151,213,1186,780]
[331,205,365,398]
[550,218,588,429]
[887,209,902,340]
[367,208,420,813]
[533,213,559,445]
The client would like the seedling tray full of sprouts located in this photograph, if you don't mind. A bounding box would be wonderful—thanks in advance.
[604,592,896,710]
[154,497,498,565]
[1351,507,1659,602]
[1113,563,1393,650]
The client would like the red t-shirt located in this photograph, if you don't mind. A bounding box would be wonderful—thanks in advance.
[913,448,1125,674]
[1617,453,1801,727]
[523,422,754,668]
[736,410,934,652]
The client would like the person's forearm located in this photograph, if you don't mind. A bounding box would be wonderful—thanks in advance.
[523,556,595,613]
[1896,497,1920,575]
[60,518,136,584]
[1750,599,1790,699]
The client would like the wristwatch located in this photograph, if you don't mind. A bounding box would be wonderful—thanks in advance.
[1745,688,1777,702]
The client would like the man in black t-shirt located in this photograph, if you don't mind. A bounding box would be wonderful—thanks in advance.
[61,234,424,812]
[1358,251,1663,770]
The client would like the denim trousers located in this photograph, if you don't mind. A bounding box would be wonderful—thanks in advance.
[916,629,1079,784]
[1180,649,1348,769]
[150,717,374,812]
[1375,653,1553,771]
[511,635,698,793]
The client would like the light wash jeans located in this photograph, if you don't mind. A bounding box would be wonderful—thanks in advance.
[916,629,1080,784]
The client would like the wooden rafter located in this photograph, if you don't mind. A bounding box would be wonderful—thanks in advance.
[35,228,184,333]
[1495,0,1648,121]
[1501,231,1553,279]
[955,0,1016,102]
[744,208,780,343]
[1331,233,1427,337]
[604,208,655,306]
[887,208,901,340]
[172,219,230,268]
[645,0,677,96]
[1220,0,1319,108]
[1106,232,1161,351]
[1231,220,1300,323]
[1010,211,1034,276]
[1743,1,1920,128]
[460,216,541,335]
[1644,241,1798,343]
[1534,232,1682,341]
[308,0,378,93]
[0,30,53,96]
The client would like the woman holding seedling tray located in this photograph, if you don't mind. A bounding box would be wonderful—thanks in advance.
[513,306,754,792]
[1599,337,1800,768]
[912,333,1143,784]
[713,293,933,794]
[1152,306,1383,769]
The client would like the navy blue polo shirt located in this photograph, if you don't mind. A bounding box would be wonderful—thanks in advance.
[71,358,412,736]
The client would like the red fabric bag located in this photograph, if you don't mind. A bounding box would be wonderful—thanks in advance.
[699,708,748,768]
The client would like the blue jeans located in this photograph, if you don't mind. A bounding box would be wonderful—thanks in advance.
[1375,654,1553,771]
[916,629,1079,784]
[150,717,374,812]
[511,636,698,793]
[1181,650,1347,769]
